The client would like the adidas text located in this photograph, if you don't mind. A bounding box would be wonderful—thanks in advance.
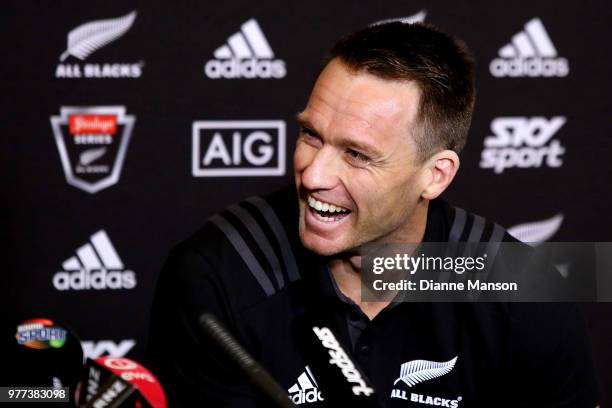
[489,18,569,78]
[53,230,137,291]
[205,18,286,79]
[290,389,324,405]
[287,366,323,405]
[205,58,285,79]
[480,117,566,173]
[53,269,136,290]
[490,57,568,77]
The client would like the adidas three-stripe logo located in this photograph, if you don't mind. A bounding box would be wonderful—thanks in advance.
[288,366,324,405]
[498,18,557,58]
[214,19,274,59]
[52,230,136,291]
[204,18,286,79]
[62,230,123,270]
[490,17,569,77]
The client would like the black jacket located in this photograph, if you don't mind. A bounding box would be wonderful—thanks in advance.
[147,185,598,407]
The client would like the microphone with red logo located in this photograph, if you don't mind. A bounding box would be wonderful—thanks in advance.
[76,356,166,408]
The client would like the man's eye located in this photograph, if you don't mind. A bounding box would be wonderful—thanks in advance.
[299,127,322,145]
[346,149,370,165]
[300,126,315,136]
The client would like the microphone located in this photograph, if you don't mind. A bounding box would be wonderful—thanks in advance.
[292,314,384,408]
[76,356,166,408]
[198,313,296,408]
[7,317,83,403]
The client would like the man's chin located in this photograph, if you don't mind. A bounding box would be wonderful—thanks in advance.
[299,230,348,257]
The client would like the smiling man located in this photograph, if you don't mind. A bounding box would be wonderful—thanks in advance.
[296,59,431,255]
[293,49,465,319]
[148,23,599,407]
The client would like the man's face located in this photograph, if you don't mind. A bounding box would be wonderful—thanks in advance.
[294,59,428,256]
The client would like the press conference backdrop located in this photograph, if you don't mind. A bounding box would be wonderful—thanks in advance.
[3,0,611,401]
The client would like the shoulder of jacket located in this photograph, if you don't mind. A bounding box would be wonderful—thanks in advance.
[446,204,518,244]
[176,185,302,299]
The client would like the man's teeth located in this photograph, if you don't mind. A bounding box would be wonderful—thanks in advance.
[307,196,349,213]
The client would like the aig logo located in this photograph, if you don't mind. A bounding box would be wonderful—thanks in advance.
[192,120,285,176]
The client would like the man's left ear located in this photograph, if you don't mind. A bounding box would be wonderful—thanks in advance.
[421,150,460,200]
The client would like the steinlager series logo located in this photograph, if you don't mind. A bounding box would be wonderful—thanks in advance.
[50,106,135,193]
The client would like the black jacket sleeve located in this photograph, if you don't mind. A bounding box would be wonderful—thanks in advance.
[506,303,600,408]
[146,243,256,407]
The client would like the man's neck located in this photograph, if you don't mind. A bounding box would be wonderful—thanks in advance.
[328,201,429,321]
[329,257,387,320]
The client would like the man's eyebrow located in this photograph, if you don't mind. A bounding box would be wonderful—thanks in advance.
[296,113,384,158]
[295,113,320,136]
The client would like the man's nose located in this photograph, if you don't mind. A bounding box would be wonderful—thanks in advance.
[301,146,341,191]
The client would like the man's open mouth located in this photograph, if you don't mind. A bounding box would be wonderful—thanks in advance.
[307,195,351,222]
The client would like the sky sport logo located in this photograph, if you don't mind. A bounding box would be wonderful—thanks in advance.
[204,18,286,79]
[50,106,135,193]
[16,319,67,349]
[52,230,136,291]
[192,120,286,176]
[479,116,566,173]
[489,18,569,78]
[287,366,324,405]
[55,11,144,78]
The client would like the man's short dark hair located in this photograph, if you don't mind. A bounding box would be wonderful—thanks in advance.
[330,22,476,161]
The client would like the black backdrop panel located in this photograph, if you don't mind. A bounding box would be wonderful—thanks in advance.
[3,0,611,403]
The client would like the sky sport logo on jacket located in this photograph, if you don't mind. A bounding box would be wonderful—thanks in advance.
[489,17,569,78]
[50,106,135,193]
[479,116,566,173]
[204,18,286,79]
[52,230,136,291]
[192,120,285,176]
[55,10,144,79]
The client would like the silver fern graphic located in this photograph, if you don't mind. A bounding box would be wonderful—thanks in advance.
[508,214,564,245]
[79,147,107,166]
[60,11,137,61]
[393,356,457,387]
[373,10,427,26]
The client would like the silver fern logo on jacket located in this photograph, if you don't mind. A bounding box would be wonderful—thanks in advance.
[55,11,144,78]
[390,356,462,407]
